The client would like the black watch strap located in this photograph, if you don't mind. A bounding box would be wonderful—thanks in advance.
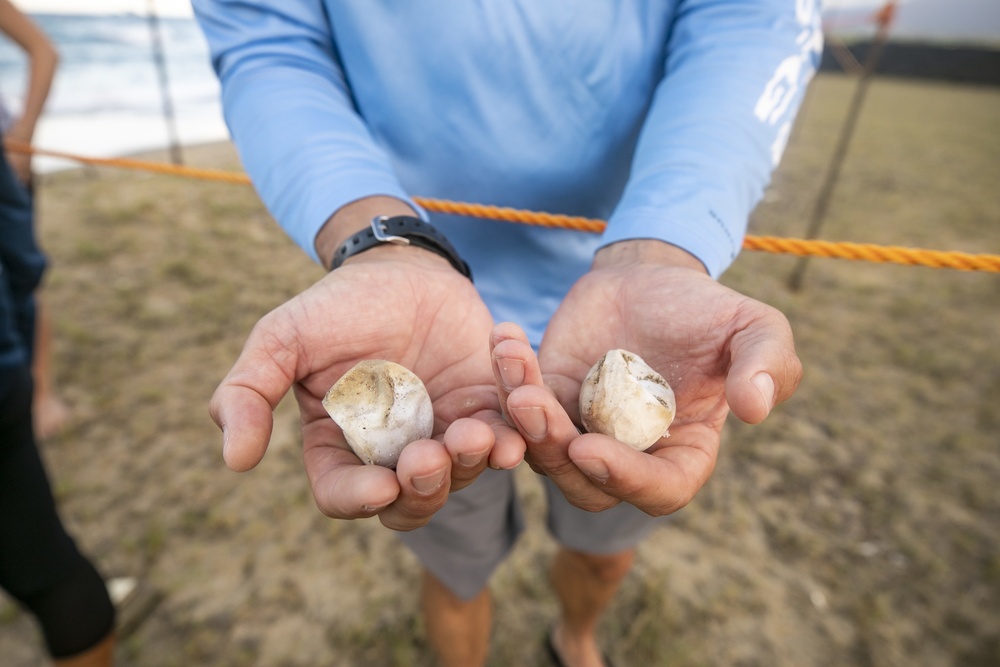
[330,215,472,280]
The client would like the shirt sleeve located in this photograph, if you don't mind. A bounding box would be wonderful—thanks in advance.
[191,0,420,264]
[603,0,823,277]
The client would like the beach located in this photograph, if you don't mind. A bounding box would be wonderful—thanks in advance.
[0,13,227,173]
[0,72,998,666]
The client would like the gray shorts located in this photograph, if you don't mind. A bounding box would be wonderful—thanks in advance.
[397,467,661,600]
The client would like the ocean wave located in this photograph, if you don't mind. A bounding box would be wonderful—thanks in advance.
[1,13,226,169]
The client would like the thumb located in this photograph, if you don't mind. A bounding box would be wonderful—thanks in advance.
[210,383,276,472]
[209,319,300,471]
[724,318,802,424]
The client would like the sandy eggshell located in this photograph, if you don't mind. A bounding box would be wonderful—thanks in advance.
[322,360,433,468]
[579,349,676,451]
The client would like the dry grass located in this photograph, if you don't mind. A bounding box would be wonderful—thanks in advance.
[1,72,998,666]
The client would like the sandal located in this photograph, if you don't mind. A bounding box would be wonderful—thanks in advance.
[545,627,616,667]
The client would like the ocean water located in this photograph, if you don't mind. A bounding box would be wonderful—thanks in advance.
[0,13,228,173]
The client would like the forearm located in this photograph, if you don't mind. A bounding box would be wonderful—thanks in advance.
[17,43,58,135]
[605,0,822,277]
[0,1,58,137]
[195,1,418,265]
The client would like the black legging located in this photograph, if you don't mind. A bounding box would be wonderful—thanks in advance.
[0,363,115,658]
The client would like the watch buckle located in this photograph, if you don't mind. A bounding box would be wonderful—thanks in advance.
[371,216,411,246]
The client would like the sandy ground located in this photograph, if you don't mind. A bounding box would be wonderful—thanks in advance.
[1,73,998,666]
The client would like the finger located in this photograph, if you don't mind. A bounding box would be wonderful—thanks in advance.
[493,325,616,510]
[490,322,545,444]
[505,385,576,469]
[725,312,803,424]
[302,416,406,518]
[209,315,301,470]
[442,417,496,491]
[490,323,541,415]
[567,427,718,516]
[308,455,402,519]
[377,439,453,531]
[490,321,529,350]
[209,384,274,472]
[480,411,527,471]
[542,372,585,427]
[497,334,580,470]
[445,409,527,471]
[506,383,619,512]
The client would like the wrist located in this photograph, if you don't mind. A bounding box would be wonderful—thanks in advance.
[331,215,472,279]
[7,119,35,142]
[593,239,708,274]
[315,196,418,269]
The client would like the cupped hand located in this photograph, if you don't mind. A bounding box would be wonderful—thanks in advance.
[210,247,524,530]
[492,241,802,516]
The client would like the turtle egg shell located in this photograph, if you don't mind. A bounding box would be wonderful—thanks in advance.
[322,359,433,468]
[579,349,676,451]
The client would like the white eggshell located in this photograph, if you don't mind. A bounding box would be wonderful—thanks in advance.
[322,360,433,468]
[579,349,676,451]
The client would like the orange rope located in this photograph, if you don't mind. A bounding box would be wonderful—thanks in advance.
[745,236,1000,272]
[412,197,608,234]
[10,140,1000,273]
[14,142,253,185]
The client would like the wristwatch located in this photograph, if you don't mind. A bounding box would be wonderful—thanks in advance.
[330,215,472,280]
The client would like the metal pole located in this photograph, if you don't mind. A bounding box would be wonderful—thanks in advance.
[147,0,183,165]
[788,2,896,291]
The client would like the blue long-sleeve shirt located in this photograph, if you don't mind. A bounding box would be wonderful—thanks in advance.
[194,1,821,346]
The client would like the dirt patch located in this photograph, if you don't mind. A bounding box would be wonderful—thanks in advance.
[2,73,998,666]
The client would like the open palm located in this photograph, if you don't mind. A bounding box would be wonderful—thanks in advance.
[211,251,521,530]
[493,261,801,516]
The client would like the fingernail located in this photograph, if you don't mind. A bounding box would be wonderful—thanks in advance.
[221,426,230,460]
[457,450,487,467]
[360,503,390,515]
[510,406,547,440]
[497,358,525,391]
[751,372,776,409]
[411,469,447,495]
[575,458,610,483]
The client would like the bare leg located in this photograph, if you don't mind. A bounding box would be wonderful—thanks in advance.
[32,297,70,439]
[52,632,114,667]
[421,569,491,667]
[549,547,634,667]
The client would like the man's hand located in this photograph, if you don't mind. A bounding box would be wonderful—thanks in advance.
[211,206,523,531]
[491,240,801,516]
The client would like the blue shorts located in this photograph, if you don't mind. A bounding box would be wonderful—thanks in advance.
[397,467,662,600]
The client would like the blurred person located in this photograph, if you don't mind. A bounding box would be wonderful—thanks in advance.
[0,0,69,439]
[31,294,70,438]
[0,1,115,664]
[195,2,818,666]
